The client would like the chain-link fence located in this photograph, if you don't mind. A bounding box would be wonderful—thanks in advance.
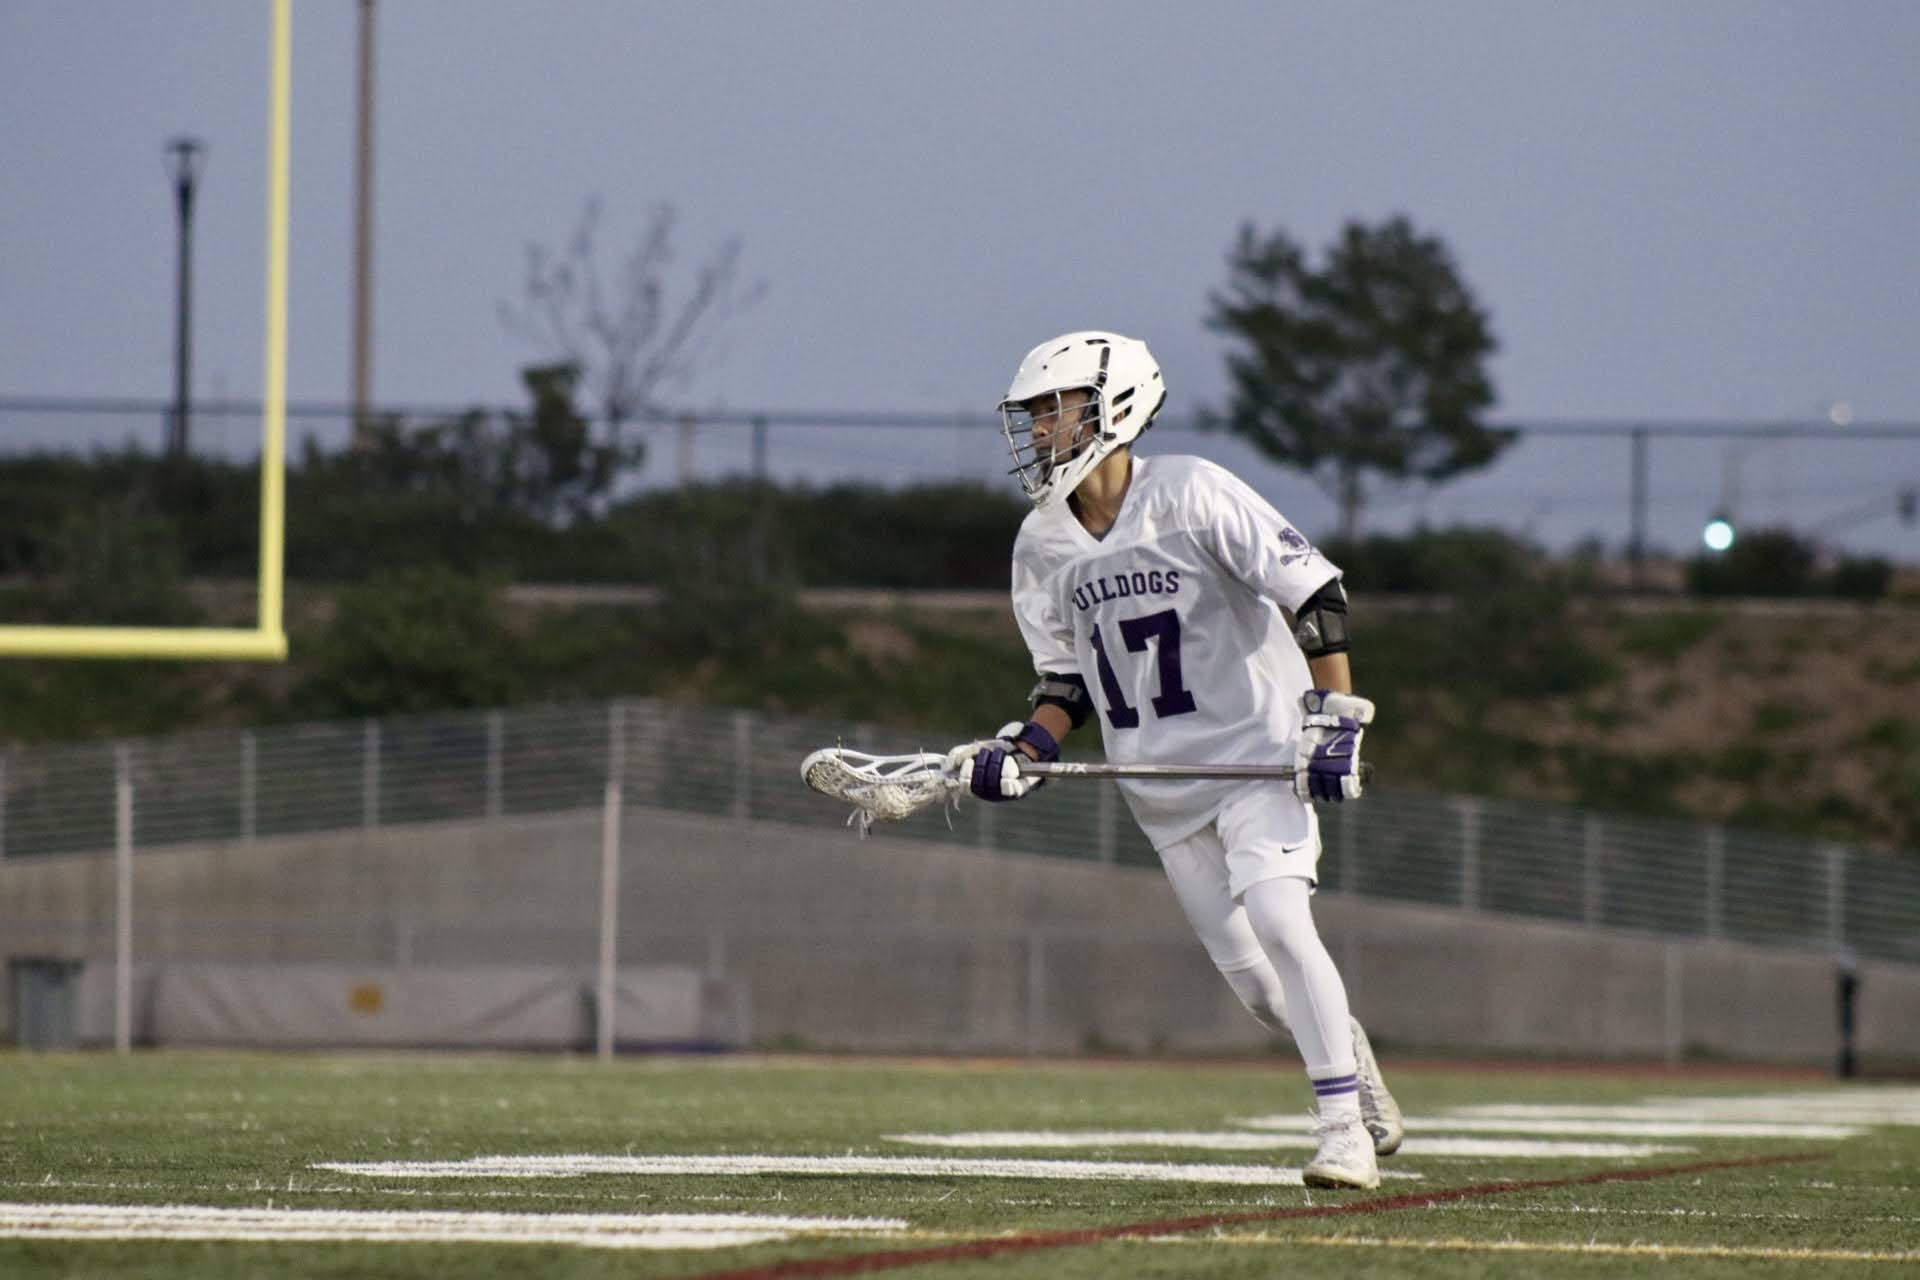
[3,397,1917,559]
[3,698,1915,965]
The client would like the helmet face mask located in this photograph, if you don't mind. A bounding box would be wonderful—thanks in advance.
[998,332,1164,509]
[1001,388,1101,501]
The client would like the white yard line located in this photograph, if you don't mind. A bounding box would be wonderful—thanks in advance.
[885,1131,1691,1159]
[1238,1114,1858,1139]
[315,1154,1423,1186]
[1452,1089,1920,1125]
[0,1179,662,1205]
[0,1203,906,1251]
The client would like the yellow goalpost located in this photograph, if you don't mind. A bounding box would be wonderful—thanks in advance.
[0,0,291,661]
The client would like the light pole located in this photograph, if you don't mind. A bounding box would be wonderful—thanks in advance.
[351,0,378,448]
[164,137,206,459]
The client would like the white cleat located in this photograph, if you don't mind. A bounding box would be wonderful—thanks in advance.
[1351,1017,1404,1157]
[1302,1115,1381,1190]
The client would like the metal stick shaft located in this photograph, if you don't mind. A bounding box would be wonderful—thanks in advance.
[1022,761,1373,782]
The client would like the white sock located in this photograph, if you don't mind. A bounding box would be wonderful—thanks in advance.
[1220,960,1290,1035]
[1240,876,1359,1119]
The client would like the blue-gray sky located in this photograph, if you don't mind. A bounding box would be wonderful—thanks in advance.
[3,1,1917,556]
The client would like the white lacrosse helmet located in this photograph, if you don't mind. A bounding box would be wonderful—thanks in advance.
[998,331,1166,508]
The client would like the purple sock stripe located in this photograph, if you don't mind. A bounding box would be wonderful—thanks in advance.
[1312,1073,1359,1096]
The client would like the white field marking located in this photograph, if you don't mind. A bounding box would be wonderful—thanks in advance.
[1650,1085,1920,1105]
[3,1178,852,1208]
[1238,1114,1858,1139]
[315,1154,1423,1187]
[0,1204,906,1252]
[1143,1231,1920,1266]
[1452,1087,1920,1126]
[1446,1104,1839,1119]
[883,1131,1691,1159]
[0,1179,666,1205]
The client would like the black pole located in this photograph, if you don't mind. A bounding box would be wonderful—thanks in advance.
[172,177,193,456]
[350,0,378,448]
[1628,426,1648,589]
[165,138,204,460]
[1836,956,1860,1079]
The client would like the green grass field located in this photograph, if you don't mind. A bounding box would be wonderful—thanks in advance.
[0,1051,1915,1277]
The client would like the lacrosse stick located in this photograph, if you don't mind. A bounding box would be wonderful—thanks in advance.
[799,748,957,834]
[800,746,1371,834]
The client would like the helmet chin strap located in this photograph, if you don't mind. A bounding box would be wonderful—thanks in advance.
[1067,445,1121,525]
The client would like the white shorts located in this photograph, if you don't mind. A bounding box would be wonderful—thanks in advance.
[1156,785,1321,970]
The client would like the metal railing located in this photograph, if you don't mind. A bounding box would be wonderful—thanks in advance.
[2,698,1915,965]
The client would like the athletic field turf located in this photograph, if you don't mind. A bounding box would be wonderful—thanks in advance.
[1,1051,1915,1277]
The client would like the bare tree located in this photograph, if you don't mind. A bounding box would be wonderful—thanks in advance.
[498,198,764,465]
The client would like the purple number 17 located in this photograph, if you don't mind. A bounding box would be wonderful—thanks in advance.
[1088,608,1198,730]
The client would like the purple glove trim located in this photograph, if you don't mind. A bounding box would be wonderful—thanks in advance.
[1305,716,1363,802]
[1299,689,1371,804]
[969,721,1058,802]
[1010,720,1061,763]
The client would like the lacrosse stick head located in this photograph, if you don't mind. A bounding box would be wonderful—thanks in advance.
[800,746,958,834]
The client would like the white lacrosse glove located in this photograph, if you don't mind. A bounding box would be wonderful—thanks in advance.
[946,720,1058,802]
[1294,690,1375,803]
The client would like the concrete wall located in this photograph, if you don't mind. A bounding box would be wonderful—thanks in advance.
[4,805,1915,1066]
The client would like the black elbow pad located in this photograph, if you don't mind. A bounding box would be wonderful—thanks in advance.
[1292,580,1350,657]
[1028,672,1092,729]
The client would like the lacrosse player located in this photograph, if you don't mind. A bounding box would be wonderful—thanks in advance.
[948,331,1402,1189]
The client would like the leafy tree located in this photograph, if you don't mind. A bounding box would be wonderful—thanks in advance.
[1206,215,1509,540]
[323,363,628,527]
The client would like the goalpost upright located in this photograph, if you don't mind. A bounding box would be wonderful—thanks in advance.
[0,0,292,662]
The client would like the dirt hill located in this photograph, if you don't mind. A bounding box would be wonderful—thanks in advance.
[798,589,1920,854]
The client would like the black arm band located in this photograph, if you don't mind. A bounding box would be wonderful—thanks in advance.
[1292,579,1351,658]
[1028,672,1093,729]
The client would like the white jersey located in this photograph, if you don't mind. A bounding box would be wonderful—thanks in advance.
[1010,454,1340,849]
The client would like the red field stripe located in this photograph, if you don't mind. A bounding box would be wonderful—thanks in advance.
[685,1151,1828,1280]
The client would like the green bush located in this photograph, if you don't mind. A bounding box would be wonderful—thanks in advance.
[597,481,1028,589]
[1363,580,1615,704]
[1686,528,1890,599]
[1550,743,1694,815]
[1859,718,1920,848]
[1750,700,1815,735]
[1829,556,1893,599]
[1686,528,1816,596]
[1710,741,1776,783]
[1616,610,1724,660]
[1321,525,1542,594]
[1865,656,1920,686]
[292,571,524,718]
